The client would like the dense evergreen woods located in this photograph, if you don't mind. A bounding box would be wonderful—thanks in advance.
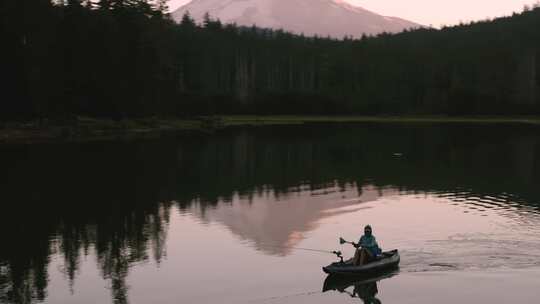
[3,0,540,120]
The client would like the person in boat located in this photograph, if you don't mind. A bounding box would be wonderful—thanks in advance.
[352,225,381,266]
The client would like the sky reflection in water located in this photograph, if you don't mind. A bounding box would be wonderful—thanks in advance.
[1,124,540,304]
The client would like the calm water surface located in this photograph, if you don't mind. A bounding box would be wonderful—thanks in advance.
[1,124,540,304]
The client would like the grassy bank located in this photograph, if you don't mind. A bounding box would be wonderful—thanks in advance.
[222,115,540,125]
[0,117,205,144]
[2,115,540,144]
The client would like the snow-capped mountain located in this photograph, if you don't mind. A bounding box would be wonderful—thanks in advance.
[172,0,420,38]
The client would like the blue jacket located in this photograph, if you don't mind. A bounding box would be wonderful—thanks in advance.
[359,235,382,256]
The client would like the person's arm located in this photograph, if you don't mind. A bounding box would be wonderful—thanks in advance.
[373,237,382,254]
[355,236,364,248]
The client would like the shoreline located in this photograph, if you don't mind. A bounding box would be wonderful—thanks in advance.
[1,115,540,144]
[221,115,540,125]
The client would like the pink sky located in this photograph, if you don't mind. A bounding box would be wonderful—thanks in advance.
[168,0,535,27]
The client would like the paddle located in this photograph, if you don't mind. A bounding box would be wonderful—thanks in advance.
[339,237,359,248]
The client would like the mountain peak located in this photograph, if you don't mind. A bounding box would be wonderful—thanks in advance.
[172,0,420,38]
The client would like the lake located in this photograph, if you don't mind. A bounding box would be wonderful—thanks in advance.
[1,123,540,304]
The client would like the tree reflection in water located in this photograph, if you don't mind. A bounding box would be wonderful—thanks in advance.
[0,199,171,304]
[1,124,539,303]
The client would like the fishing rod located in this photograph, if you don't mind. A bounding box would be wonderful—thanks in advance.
[257,240,349,262]
[259,236,356,253]
[258,244,336,254]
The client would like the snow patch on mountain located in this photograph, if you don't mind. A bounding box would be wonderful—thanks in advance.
[172,0,421,38]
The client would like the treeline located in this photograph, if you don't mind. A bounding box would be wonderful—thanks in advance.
[3,0,540,119]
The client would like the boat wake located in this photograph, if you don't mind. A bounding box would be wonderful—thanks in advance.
[399,236,540,273]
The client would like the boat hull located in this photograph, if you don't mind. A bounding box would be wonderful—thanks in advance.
[322,249,400,275]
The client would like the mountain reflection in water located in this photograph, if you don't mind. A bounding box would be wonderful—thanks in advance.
[0,124,539,304]
[184,184,396,256]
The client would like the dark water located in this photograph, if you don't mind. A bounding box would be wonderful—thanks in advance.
[1,124,540,304]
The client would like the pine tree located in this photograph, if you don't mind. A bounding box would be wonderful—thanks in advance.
[111,0,126,10]
[203,12,222,30]
[132,0,153,15]
[203,12,211,28]
[67,0,83,7]
[155,0,169,14]
[180,11,196,28]
[97,0,111,10]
